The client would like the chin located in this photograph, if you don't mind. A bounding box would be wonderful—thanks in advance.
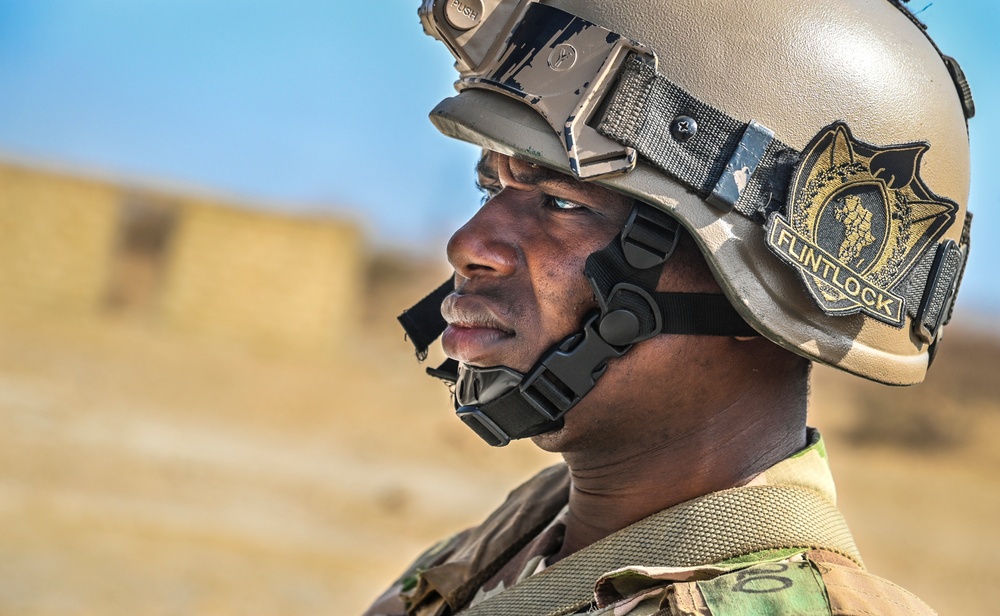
[528,418,595,454]
[528,430,564,453]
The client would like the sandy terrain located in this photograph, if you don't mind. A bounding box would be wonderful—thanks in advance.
[0,258,996,614]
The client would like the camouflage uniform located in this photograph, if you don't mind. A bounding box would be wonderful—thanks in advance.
[363,430,935,615]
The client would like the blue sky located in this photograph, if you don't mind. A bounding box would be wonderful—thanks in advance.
[0,1,997,316]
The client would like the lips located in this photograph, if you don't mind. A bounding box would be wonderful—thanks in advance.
[441,293,515,366]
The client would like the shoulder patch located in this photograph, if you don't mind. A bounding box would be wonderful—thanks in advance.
[696,560,832,616]
[764,122,957,327]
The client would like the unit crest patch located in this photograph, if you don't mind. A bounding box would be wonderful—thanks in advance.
[764,122,957,327]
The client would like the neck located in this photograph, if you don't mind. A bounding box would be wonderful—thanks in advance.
[552,393,807,561]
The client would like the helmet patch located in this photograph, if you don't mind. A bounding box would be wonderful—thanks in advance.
[764,122,957,327]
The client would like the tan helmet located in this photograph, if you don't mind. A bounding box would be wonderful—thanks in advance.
[419,0,974,385]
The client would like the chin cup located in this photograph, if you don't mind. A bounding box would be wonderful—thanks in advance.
[454,311,630,446]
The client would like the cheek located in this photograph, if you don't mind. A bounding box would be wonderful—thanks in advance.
[517,208,626,353]
[530,240,598,336]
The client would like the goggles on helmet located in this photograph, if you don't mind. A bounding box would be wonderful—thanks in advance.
[421,0,793,220]
[421,0,653,180]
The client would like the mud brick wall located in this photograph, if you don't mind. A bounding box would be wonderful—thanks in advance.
[0,161,362,351]
[159,199,361,351]
[0,163,118,318]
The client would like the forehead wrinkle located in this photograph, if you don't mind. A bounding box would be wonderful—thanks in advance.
[508,159,621,205]
[477,152,619,205]
[497,154,598,195]
[506,157,551,186]
[475,152,547,189]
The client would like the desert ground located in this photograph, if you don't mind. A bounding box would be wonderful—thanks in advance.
[0,254,996,615]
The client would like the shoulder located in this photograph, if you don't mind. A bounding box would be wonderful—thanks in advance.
[599,551,936,616]
[360,531,468,616]
[806,550,938,616]
[361,463,571,616]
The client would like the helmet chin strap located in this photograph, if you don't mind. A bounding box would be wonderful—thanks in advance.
[398,202,758,446]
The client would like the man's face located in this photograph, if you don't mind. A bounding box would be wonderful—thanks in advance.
[441,151,631,373]
[441,151,750,454]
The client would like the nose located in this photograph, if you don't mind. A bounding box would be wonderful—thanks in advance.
[447,196,519,280]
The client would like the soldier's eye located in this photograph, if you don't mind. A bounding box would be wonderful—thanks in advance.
[545,196,584,211]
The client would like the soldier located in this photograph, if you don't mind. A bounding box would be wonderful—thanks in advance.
[366,0,974,614]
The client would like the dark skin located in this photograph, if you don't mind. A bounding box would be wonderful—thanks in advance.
[444,151,809,562]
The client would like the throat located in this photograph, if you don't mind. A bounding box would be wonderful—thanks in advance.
[555,422,808,561]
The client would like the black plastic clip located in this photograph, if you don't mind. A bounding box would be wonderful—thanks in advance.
[456,406,511,447]
[520,312,628,420]
[426,358,460,383]
[914,240,960,345]
[599,283,662,345]
[620,205,681,270]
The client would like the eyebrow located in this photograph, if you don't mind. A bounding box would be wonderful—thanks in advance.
[475,154,589,195]
[536,173,587,194]
[475,155,499,184]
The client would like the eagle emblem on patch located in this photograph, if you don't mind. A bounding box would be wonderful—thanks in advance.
[764,122,958,327]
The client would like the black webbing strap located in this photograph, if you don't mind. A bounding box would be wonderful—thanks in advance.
[398,277,453,360]
[653,293,758,337]
[583,204,679,344]
[595,54,799,221]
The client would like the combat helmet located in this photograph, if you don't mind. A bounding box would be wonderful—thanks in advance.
[402,0,974,445]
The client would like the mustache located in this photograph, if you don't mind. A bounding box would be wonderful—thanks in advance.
[441,292,516,334]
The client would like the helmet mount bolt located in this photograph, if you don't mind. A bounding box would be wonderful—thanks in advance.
[670,115,698,142]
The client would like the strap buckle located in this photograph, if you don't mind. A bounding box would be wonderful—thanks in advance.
[620,205,681,269]
[520,312,628,420]
[456,405,512,447]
